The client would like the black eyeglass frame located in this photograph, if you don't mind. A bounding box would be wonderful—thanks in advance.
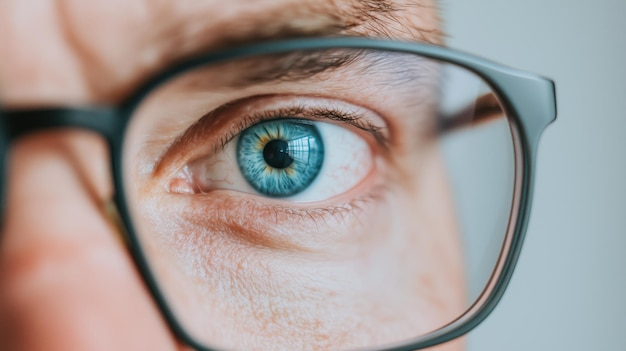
[0,37,557,351]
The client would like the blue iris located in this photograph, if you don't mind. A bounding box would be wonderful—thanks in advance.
[237,119,324,197]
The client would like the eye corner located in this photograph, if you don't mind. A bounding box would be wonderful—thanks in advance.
[167,177,196,195]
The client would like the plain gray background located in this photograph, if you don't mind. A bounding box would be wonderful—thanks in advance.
[442,1,626,350]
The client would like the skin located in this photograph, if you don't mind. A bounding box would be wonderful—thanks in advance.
[0,1,466,350]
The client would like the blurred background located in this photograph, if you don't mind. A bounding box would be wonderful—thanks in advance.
[442,0,626,350]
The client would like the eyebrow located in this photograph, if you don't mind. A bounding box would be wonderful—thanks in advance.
[150,0,442,65]
[178,48,436,97]
[210,49,367,88]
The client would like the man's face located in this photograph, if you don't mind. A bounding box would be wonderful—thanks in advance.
[0,1,468,350]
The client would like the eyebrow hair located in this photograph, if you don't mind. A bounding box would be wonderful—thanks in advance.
[223,49,367,87]
[179,48,436,95]
[152,0,442,65]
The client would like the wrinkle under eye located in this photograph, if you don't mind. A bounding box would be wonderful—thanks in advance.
[237,119,324,197]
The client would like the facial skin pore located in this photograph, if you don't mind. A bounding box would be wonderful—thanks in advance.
[0,1,463,350]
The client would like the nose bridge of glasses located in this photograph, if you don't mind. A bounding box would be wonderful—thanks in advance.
[1,107,119,142]
[0,108,119,227]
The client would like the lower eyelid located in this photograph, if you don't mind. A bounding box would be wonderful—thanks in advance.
[181,152,381,207]
[161,183,388,252]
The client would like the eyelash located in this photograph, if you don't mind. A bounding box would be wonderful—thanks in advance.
[211,102,389,157]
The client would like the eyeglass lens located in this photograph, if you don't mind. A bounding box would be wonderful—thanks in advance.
[121,48,516,351]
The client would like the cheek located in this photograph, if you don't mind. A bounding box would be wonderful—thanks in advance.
[339,146,465,340]
[131,147,463,351]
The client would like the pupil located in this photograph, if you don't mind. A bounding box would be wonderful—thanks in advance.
[263,139,293,169]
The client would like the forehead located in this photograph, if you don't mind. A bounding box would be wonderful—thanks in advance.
[0,0,440,105]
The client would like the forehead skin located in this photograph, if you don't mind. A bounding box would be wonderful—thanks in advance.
[0,0,440,107]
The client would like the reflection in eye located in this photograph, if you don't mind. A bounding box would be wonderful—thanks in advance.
[181,111,375,203]
[237,119,324,197]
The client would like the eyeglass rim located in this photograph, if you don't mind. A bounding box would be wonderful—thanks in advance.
[0,36,557,351]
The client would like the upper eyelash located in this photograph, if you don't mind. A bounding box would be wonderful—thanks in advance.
[214,103,389,155]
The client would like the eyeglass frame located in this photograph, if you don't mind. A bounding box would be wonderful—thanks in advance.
[0,37,557,351]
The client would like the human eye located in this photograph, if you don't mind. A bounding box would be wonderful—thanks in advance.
[172,98,381,205]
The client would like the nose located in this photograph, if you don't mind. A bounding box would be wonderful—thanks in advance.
[0,130,178,351]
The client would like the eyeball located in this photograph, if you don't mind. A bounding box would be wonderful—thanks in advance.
[183,118,374,203]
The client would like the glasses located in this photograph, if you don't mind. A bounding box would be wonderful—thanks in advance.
[1,37,556,351]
